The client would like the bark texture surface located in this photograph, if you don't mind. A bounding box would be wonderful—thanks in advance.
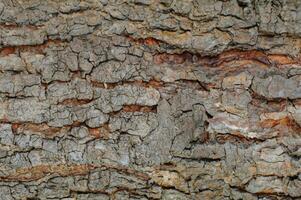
[0,0,301,199]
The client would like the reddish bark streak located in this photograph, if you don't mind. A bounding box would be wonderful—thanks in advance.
[122,105,157,113]
[127,36,161,46]
[0,39,64,56]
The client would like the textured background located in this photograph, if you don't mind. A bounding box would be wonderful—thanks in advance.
[0,0,301,199]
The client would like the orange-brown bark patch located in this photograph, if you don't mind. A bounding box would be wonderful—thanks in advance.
[260,117,301,134]
[127,36,161,46]
[268,54,296,65]
[122,105,157,113]
[12,123,68,138]
[0,39,64,56]
[88,124,110,139]
[0,47,16,56]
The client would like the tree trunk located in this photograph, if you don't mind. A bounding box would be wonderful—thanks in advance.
[0,0,300,199]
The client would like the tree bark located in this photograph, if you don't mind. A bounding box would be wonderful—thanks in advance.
[0,0,300,199]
